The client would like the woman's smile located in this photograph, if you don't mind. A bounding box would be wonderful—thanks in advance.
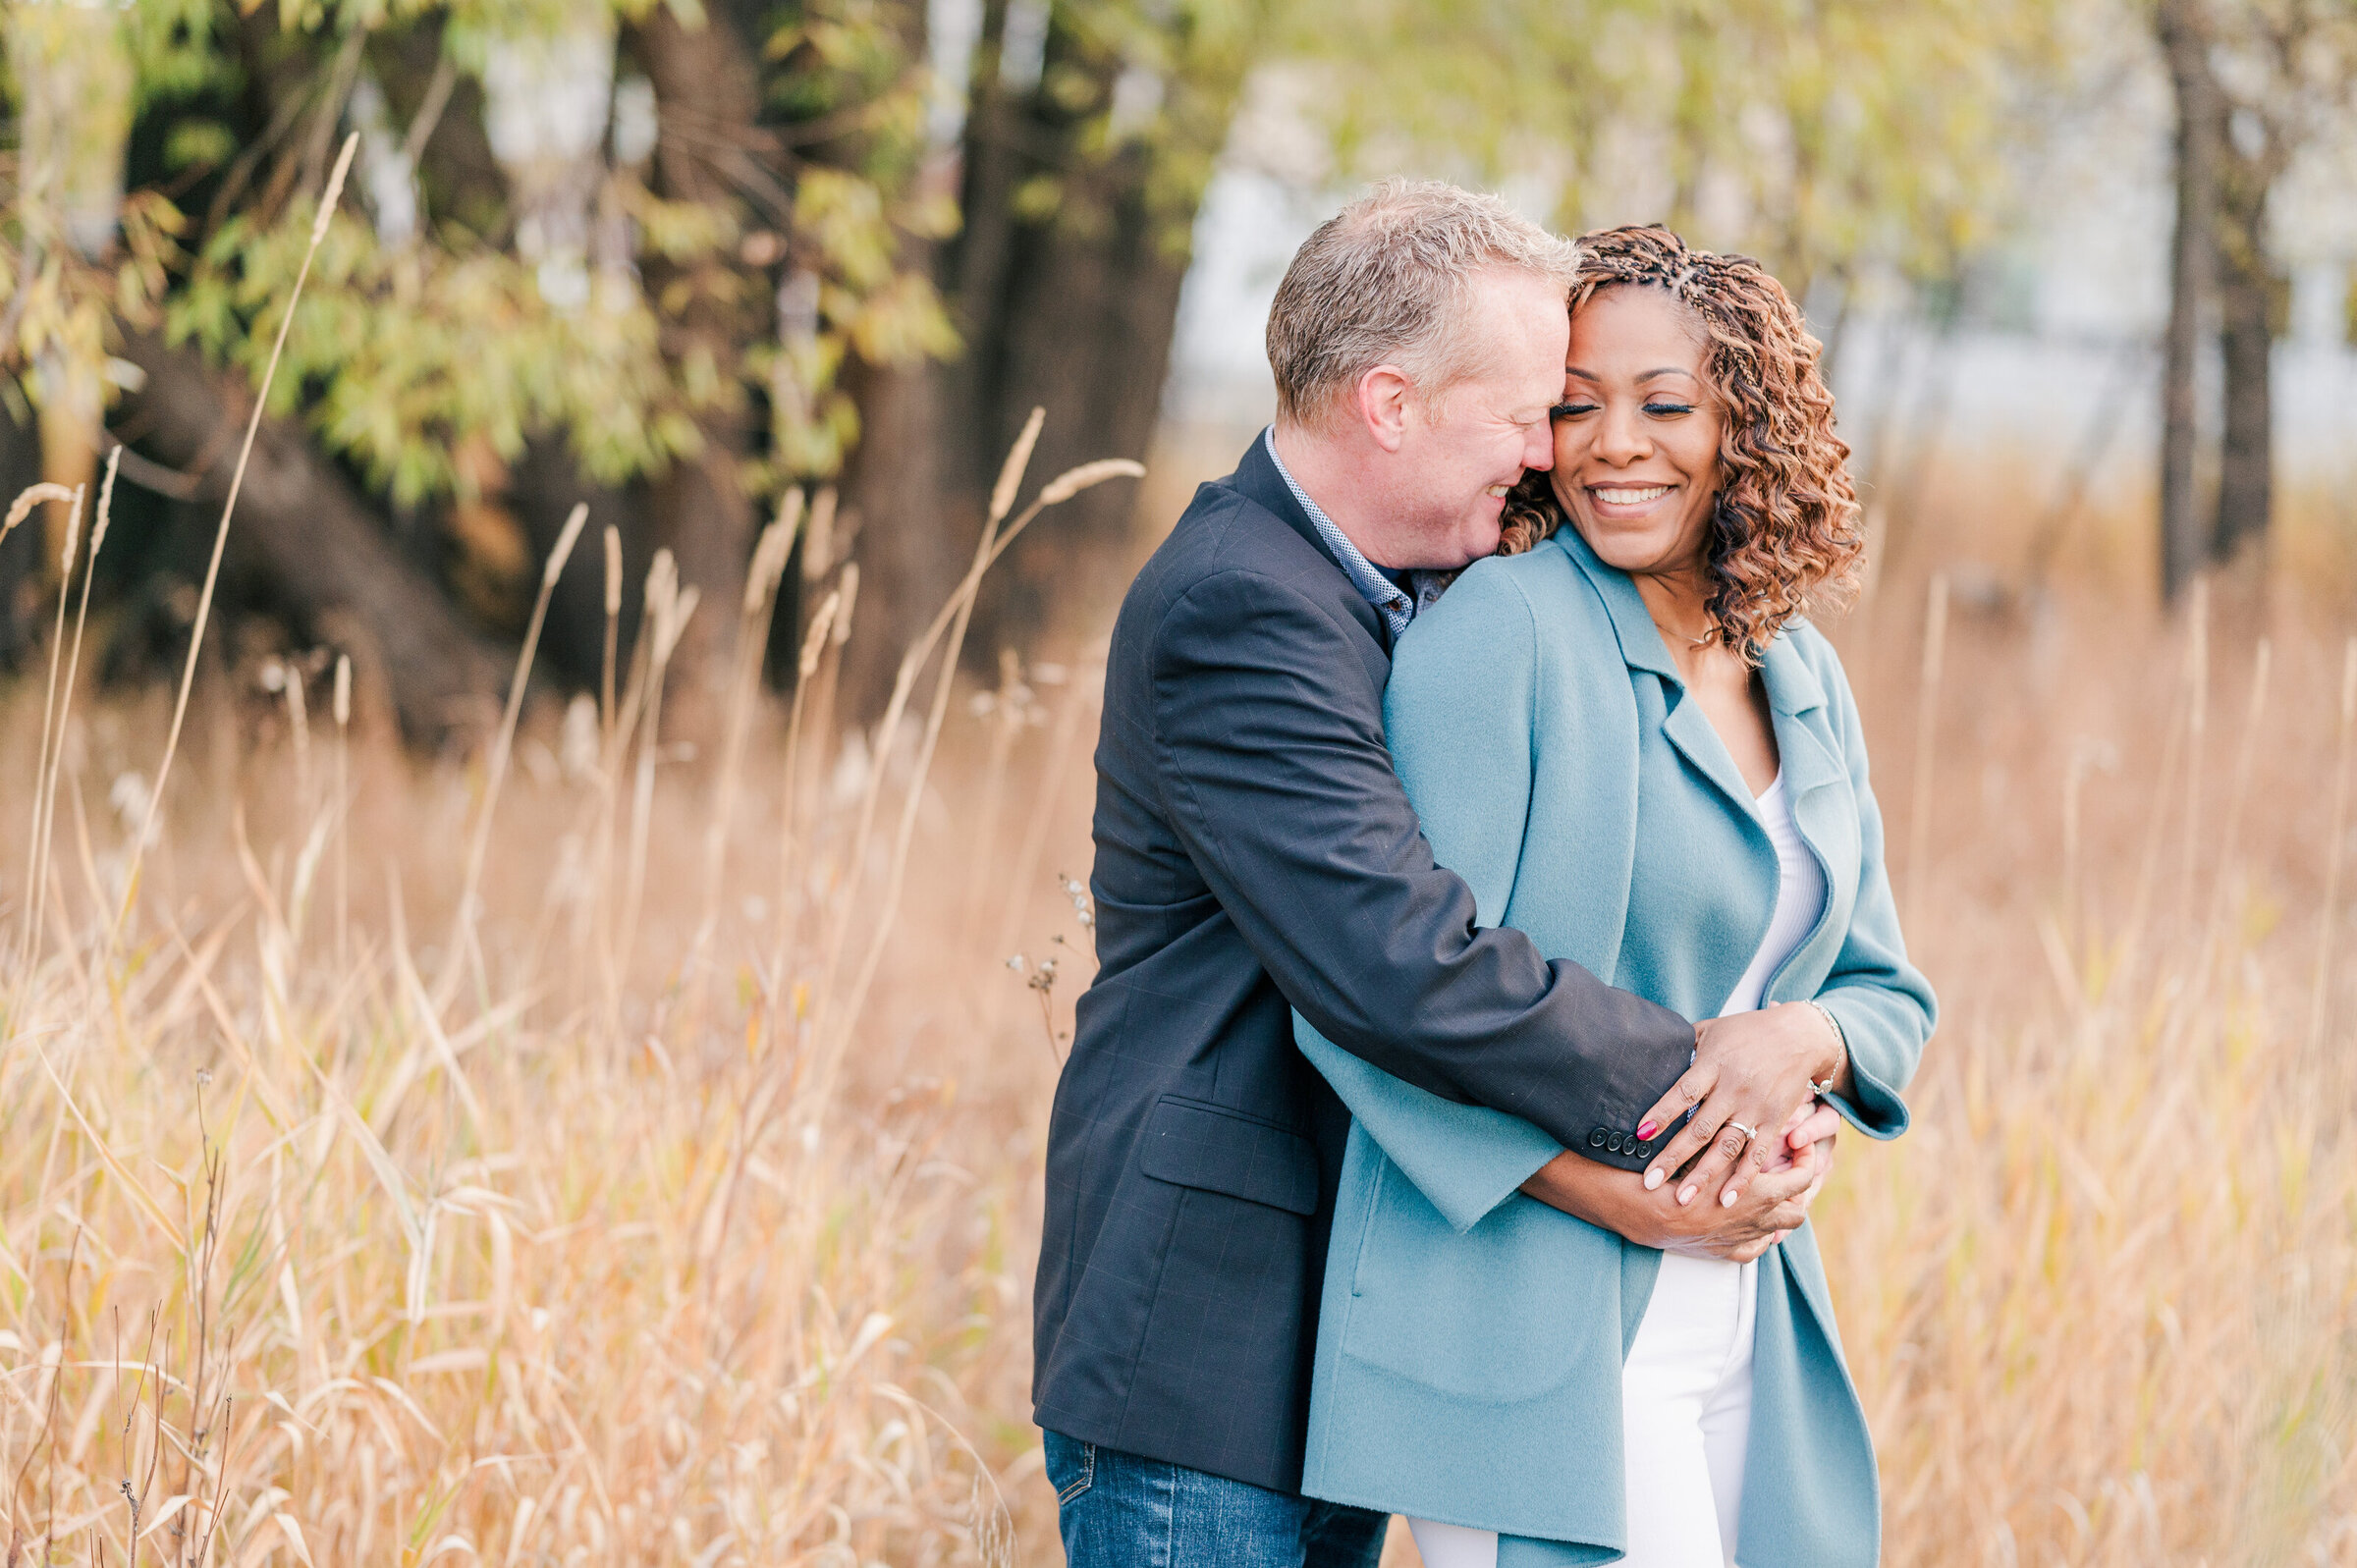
[1587,481,1679,515]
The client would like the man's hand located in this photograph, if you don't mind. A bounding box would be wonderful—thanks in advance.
[1634,1001,1847,1213]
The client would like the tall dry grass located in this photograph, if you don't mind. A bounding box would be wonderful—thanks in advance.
[4,412,2356,1566]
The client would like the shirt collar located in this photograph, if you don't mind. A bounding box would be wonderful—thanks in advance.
[1262,426,1415,641]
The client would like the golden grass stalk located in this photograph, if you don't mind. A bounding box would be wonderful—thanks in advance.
[451,501,588,975]
[982,660,1102,1037]
[600,523,623,740]
[963,649,1025,944]
[616,552,696,993]
[21,474,91,976]
[112,132,359,947]
[1902,568,1947,927]
[691,494,801,978]
[2179,575,2211,919]
[2197,636,2270,973]
[333,653,351,974]
[812,432,1142,1110]
[808,409,1045,1066]
[767,584,841,987]
[793,551,852,868]
[2309,635,2357,1052]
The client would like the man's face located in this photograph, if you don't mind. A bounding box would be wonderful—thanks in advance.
[1388,269,1569,569]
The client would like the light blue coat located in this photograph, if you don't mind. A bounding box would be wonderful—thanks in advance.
[1293,527,1936,1567]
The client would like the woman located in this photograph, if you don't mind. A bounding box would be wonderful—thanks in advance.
[1293,226,1935,1568]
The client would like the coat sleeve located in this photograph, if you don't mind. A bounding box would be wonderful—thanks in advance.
[1151,562,1694,1170]
[1295,566,1573,1231]
[1809,642,1937,1140]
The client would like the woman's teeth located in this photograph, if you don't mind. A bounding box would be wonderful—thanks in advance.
[1594,485,1671,506]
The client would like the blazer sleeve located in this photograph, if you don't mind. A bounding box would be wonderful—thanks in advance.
[1295,566,1572,1231]
[1810,644,1937,1140]
[1150,564,1693,1169]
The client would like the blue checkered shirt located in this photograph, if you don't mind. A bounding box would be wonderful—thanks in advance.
[1262,426,1418,642]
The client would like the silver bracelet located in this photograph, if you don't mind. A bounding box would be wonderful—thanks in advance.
[1804,1000,1846,1098]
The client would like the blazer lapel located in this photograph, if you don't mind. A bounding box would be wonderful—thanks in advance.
[1227,433,1391,655]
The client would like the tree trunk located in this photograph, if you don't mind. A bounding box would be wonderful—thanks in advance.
[945,3,1259,656]
[510,437,652,690]
[2211,134,2278,567]
[828,0,1265,717]
[0,389,43,670]
[114,333,510,743]
[2156,0,2220,604]
[623,0,768,713]
[835,353,959,719]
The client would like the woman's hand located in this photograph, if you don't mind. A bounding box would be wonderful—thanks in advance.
[1634,1000,1848,1213]
[1521,1134,1815,1263]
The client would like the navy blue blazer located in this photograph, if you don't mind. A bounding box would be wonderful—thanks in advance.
[1031,437,1697,1492]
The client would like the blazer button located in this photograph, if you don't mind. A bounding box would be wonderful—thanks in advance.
[1588,1128,1608,1149]
[1634,1141,1654,1160]
[1606,1132,1625,1153]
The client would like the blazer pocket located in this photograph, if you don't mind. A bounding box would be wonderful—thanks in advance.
[1137,1096,1320,1216]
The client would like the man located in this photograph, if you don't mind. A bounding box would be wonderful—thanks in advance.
[1034,182,1833,1567]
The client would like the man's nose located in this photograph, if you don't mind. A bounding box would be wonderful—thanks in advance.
[1521,418,1557,471]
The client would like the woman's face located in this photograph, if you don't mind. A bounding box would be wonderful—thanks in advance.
[1548,286,1725,579]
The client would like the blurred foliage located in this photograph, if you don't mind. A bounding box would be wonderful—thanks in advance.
[170,196,702,503]
[2,0,957,507]
[1309,0,2070,303]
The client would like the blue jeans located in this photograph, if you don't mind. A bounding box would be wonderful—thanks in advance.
[1044,1431,1389,1568]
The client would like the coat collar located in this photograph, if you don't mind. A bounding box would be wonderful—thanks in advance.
[1550,526,1840,808]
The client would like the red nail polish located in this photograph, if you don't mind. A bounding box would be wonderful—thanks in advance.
[1636,1121,1659,1141]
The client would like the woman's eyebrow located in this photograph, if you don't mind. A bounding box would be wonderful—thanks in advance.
[1561,365,1701,383]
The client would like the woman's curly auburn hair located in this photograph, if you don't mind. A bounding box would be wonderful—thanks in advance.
[1496,225,1864,665]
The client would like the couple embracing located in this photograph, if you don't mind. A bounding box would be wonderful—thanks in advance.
[1032,182,1935,1568]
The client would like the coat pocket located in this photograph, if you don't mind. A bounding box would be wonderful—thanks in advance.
[1137,1095,1320,1216]
[1338,1151,1623,1403]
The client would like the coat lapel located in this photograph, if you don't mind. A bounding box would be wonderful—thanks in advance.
[1556,531,1766,820]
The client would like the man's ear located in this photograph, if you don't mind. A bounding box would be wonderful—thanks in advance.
[1352,365,1414,455]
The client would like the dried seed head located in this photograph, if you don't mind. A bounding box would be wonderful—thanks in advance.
[797,590,841,678]
[2,482,75,539]
[603,526,623,617]
[543,503,589,589]
[333,654,352,726]
[989,407,1047,525]
[802,488,838,582]
[313,132,358,244]
[831,563,859,646]
[1037,459,1146,508]
[90,445,121,556]
[58,483,85,572]
[644,549,678,618]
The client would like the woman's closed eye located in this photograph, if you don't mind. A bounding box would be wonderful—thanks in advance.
[1550,400,1600,420]
[1642,400,1696,416]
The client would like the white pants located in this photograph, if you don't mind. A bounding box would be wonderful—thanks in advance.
[1407,1252,1759,1568]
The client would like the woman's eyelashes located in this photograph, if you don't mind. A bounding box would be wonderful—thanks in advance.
[1549,398,1696,419]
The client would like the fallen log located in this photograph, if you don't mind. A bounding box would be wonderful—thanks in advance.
[113,330,509,743]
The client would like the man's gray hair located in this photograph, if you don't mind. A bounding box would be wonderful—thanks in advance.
[1266,180,1579,427]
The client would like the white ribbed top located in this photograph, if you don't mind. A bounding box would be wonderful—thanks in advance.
[1720,775,1826,1015]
